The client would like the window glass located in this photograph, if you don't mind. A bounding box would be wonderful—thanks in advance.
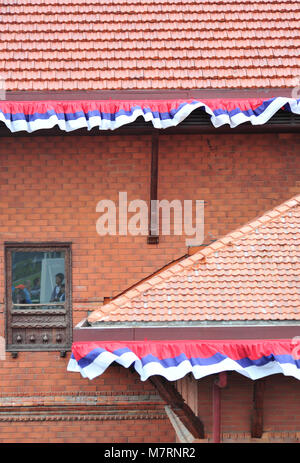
[11,251,66,305]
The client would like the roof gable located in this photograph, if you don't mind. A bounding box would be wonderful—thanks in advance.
[88,195,300,324]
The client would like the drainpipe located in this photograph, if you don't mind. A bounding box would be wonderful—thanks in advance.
[212,372,227,443]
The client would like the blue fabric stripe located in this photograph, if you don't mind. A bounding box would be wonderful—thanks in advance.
[1,109,66,123]
[212,97,276,118]
[77,346,132,369]
[140,352,300,369]
[77,347,108,368]
[0,102,199,123]
[140,352,227,367]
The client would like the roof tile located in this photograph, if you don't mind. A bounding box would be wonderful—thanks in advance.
[1,0,299,90]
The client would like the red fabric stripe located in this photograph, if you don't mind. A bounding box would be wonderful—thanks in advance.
[0,98,267,115]
[71,339,299,362]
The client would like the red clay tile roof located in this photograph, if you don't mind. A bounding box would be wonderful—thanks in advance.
[1,0,300,91]
[88,195,300,324]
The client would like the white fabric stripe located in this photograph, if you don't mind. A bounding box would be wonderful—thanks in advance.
[67,351,300,382]
[67,351,138,380]
[1,98,299,133]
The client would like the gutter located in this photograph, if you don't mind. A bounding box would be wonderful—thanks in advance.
[73,320,300,342]
[4,88,295,101]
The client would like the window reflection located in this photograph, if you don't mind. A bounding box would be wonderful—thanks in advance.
[12,251,66,307]
[50,273,65,302]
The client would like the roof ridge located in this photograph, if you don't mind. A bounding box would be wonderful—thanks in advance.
[87,194,300,323]
[191,194,300,258]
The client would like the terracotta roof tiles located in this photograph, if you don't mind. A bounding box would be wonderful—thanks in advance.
[1,0,299,90]
[88,194,300,324]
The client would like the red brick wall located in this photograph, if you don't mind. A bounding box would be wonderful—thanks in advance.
[0,132,299,443]
[0,354,176,443]
[0,419,174,444]
[0,133,299,305]
[196,372,300,443]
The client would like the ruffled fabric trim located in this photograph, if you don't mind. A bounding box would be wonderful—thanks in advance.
[67,339,300,382]
[0,97,299,132]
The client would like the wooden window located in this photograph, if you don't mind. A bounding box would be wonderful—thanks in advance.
[5,243,72,355]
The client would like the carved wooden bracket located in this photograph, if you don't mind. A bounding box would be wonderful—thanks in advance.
[150,375,204,439]
[251,379,265,438]
[212,372,227,443]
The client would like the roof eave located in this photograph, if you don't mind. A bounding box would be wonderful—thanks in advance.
[73,319,300,342]
[4,87,295,101]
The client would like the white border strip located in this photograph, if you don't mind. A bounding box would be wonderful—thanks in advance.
[67,351,300,382]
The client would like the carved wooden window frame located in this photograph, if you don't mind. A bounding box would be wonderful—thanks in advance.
[5,242,72,355]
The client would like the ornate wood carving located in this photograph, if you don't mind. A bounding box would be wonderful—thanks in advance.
[0,411,167,422]
[11,308,66,315]
[0,391,162,400]
[12,312,66,324]
[0,392,166,422]
[12,322,67,328]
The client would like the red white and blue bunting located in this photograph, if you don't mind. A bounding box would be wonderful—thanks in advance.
[67,339,300,382]
[0,97,299,133]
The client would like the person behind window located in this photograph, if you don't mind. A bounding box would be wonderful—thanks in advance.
[58,284,65,302]
[23,280,32,304]
[13,284,27,304]
[31,277,40,301]
[50,273,64,302]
